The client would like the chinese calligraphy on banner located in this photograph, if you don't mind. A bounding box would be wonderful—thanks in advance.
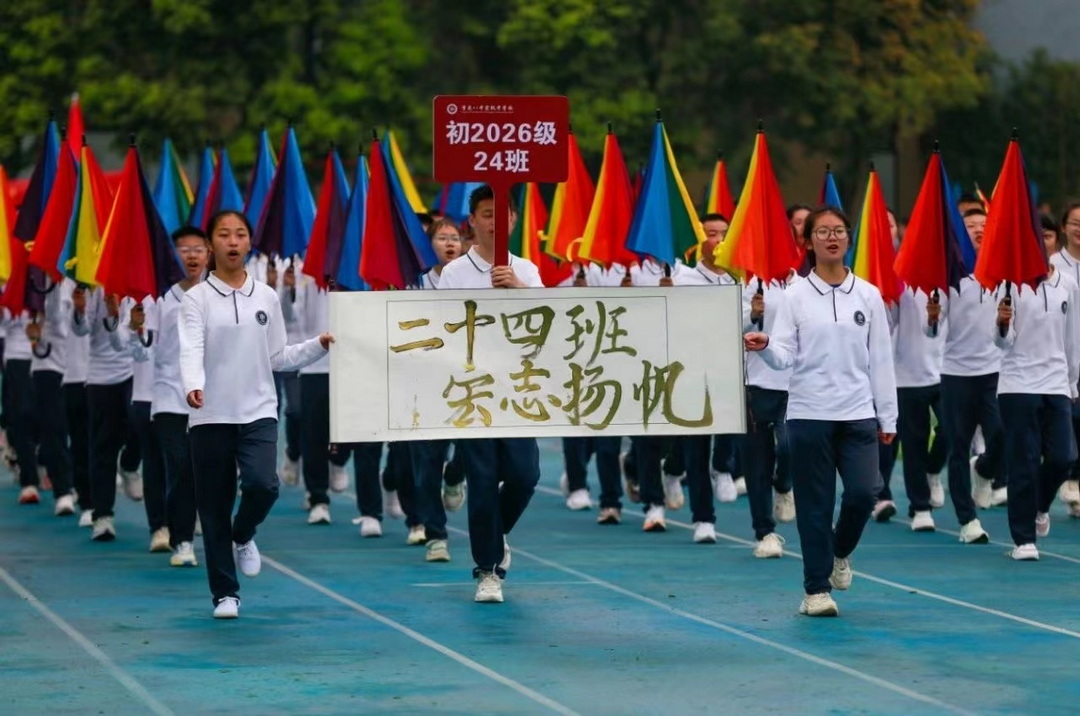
[329,287,746,442]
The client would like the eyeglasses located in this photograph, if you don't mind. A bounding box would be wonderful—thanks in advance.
[812,226,849,240]
[177,247,208,256]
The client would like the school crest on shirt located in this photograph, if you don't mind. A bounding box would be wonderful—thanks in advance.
[256,310,268,325]
[853,310,866,326]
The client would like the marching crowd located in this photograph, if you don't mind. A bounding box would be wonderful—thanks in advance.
[3,185,1079,619]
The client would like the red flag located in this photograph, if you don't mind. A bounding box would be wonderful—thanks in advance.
[543,132,594,264]
[580,129,637,269]
[359,139,402,290]
[0,240,31,316]
[705,153,736,220]
[852,169,902,305]
[67,93,85,160]
[716,130,797,283]
[28,143,79,281]
[974,137,1045,292]
[96,145,182,300]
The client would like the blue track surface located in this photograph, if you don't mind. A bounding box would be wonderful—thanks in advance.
[3,437,1080,715]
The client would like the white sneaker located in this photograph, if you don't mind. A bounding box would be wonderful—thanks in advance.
[693,522,717,544]
[910,510,936,532]
[442,482,466,512]
[54,494,76,516]
[959,518,989,544]
[559,472,570,498]
[407,525,427,545]
[971,457,993,509]
[307,503,331,525]
[754,532,785,558]
[928,473,946,508]
[714,472,737,503]
[234,540,261,577]
[17,485,40,504]
[991,487,1008,507]
[643,505,666,532]
[170,542,198,567]
[329,463,349,493]
[474,572,504,603]
[91,516,116,542]
[149,527,171,553]
[78,509,93,528]
[734,477,747,497]
[829,557,852,591]
[597,507,621,525]
[872,500,897,522]
[213,596,240,619]
[1035,512,1050,538]
[774,490,796,523]
[119,469,143,501]
[357,516,382,538]
[280,457,300,486]
[799,592,839,617]
[663,475,685,510]
[425,539,450,562]
[500,537,511,571]
[566,489,593,511]
[1010,543,1039,561]
[384,490,405,520]
[1059,479,1080,506]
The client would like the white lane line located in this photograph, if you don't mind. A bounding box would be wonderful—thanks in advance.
[444,526,974,716]
[262,555,581,716]
[535,485,1080,640]
[411,580,591,588]
[893,516,1080,566]
[0,565,174,716]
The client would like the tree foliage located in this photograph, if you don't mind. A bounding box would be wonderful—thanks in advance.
[0,0,1005,200]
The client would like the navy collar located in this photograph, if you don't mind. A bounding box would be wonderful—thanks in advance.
[206,272,255,298]
[806,269,855,295]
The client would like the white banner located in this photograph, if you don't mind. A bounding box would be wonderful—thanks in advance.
[329,286,746,442]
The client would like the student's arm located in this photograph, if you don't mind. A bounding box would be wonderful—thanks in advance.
[1068,283,1080,400]
[267,295,327,372]
[757,293,797,371]
[179,291,207,405]
[868,292,899,435]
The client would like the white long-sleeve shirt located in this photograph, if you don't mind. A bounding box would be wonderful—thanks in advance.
[62,280,89,384]
[1051,249,1080,288]
[759,270,898,432]
[126,296,157,403]
[30,282,71,375]
[892,288,946,389]
[71,289,135,386]
[179,272,327,427]
[941,275,1001,377]
[151,285,189,417]
[296,276,331,375]
[741,279,793,392]
[995,271,1080,398]
[437,248,544,289]
[3,310,32,362]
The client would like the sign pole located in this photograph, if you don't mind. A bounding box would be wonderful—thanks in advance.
[492,182,510,267]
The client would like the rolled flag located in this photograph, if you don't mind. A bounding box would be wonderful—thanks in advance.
[894,146,972,296]
[66,93,85,160]
[820,163,843,209]
[95,142,184,300]
[974,133,1046,292]
[188,143,216,230]
[28,141,79,282]
[253,125,315,260]
[335,152,370,291]
[433,181,483,224]
[12,119,61,245]
[851,167,902,305]
[203,146,245,227]
[302,148,350,290]
[714,126,796,283]
[510,182,567,286]
[579,126,637,270]
[542,129,593,266]
[381,130,427,214]
[0,165,16,282]
[704,152,736,220]
[625,114,704,266]
[152,138,194,236]
[245,127,277,229]
[60,142,115,287]
[383,139,438,277]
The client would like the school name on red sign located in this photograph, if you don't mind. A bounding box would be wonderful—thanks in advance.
[432,95,569,185]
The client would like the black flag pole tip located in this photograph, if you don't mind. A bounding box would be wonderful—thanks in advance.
[757,119,764,133]
[826,161,831,172]
[1011,127,1019,140]
[81,134,88,147]
[932,139,941,154]
[655,109,663,122]
[128,133,137,147]
[717,150,724,161]
[606,122,613,134]
[870,160,876,172]
[371,128,379,141]
[568,122,574,134]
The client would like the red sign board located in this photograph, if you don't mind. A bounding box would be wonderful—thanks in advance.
[432,95,570,185]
